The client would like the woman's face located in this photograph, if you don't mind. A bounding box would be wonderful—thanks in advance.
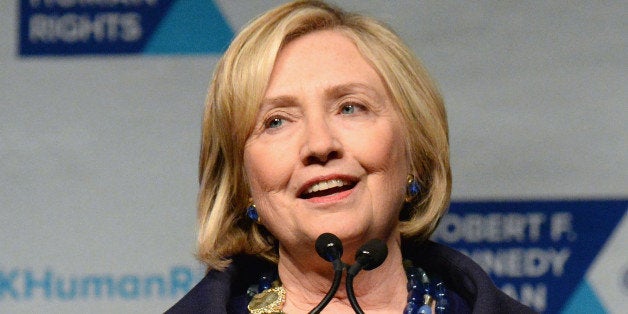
[243,30,409,251]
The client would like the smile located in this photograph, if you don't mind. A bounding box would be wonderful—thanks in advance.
[299,178,356,199]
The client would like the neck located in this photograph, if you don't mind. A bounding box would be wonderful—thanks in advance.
[277,236,408,313]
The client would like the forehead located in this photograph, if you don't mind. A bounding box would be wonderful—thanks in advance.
[264,30,387,99]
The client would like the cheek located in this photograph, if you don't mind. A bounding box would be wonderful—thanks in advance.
[243,141,293,195]
[353,123,409,175]
[244,149,272,194]
[356,123,409,214]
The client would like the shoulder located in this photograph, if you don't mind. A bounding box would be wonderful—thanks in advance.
[403,240,537,314]
[165,255,274,314]
[165,267,233,314]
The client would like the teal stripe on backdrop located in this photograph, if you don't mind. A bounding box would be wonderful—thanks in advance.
[144,0,234,54]
[561,280,606,314]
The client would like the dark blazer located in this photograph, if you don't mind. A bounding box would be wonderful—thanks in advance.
[166,241,536,313]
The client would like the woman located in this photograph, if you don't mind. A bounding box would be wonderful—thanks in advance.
[168,1,534,313]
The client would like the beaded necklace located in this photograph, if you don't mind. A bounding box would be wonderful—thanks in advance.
[246,260,447,314]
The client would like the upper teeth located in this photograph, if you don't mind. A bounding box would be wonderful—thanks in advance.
[306,179,349,194]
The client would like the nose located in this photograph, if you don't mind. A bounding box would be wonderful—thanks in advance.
[299,116,343,165]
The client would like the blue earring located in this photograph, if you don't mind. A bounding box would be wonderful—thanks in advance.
[405,175,421,202]
[246,199,260,223]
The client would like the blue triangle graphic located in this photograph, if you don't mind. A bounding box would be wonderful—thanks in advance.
[560,280,606,314]
[144,0,234,54]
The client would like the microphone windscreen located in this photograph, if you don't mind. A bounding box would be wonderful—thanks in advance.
[355,239,388,270]
[315,233,343,262]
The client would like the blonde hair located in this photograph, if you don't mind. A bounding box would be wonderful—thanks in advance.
[197,0,451,270]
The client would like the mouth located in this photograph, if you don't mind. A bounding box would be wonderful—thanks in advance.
[299,178,357,199]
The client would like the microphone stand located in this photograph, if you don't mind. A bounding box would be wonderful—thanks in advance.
[346,264,365,314]
[310,235,387,314]
[310,233,345,314]
[309,259,345,314]
[345,239,388,314]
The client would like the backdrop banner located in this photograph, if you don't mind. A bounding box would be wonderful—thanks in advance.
[433,200,628,313]
[19,0,233,56]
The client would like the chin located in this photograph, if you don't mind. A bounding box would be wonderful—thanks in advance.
[301,212,397,246]
[313,224,372,246]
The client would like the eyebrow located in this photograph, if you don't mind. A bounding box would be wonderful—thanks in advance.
[259,95,298,111]
[325,82,383,101]
[260,82,384,110]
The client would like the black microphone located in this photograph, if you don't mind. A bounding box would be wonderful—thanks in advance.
[346,239,388,314]
[310,233,345,314]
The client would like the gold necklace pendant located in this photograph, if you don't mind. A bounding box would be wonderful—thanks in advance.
[247,286,286,314]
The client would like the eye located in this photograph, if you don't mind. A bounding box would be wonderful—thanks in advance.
[340,102,367,115]
[341,104,355,114]
[341,104,358,114]
[265,117,284,129]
